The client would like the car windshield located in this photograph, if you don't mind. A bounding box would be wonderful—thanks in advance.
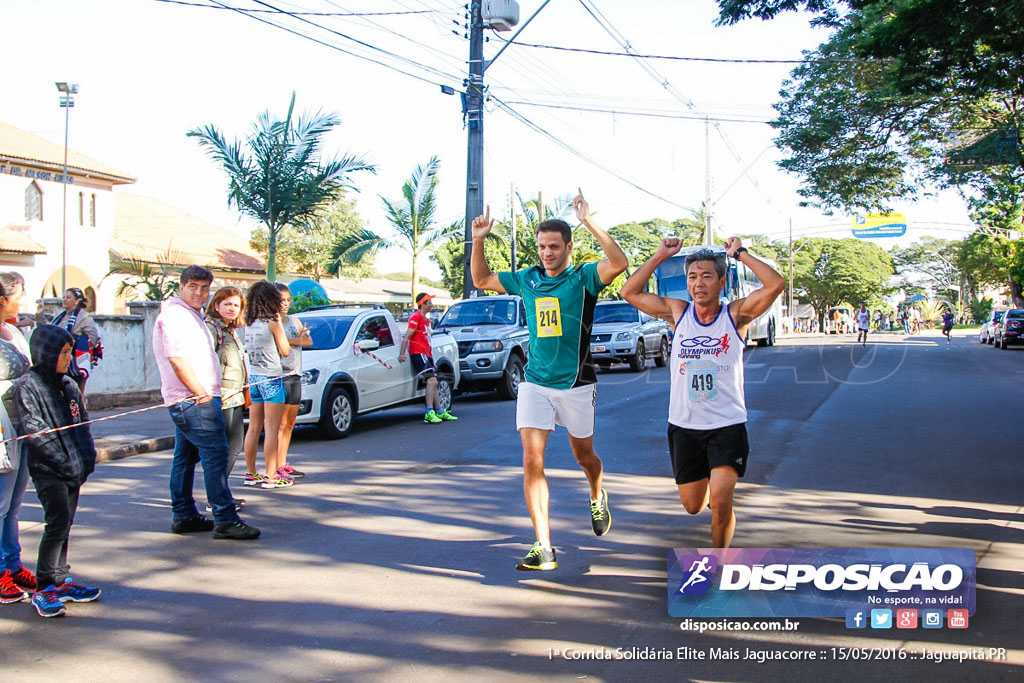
[1006,311,1024,320]
[593,303,639,324]
[439,299,517,327]
[298,315,355,350]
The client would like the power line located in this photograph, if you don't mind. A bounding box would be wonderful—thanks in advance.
[498,99,773,124]
[495,39,880,65]
[489,95,689,211]
[154,0,441,15]
[203,0,461,88]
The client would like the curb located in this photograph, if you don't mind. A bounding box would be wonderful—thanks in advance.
[95,435,175,464]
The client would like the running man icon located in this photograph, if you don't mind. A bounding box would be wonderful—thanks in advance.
[678,556,714,595]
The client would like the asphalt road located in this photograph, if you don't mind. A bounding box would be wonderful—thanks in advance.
[2,329,1022,681]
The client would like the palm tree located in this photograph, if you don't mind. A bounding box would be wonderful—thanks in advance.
[187,92,375,281]
[103,245,192,301]
[335,156,456,302]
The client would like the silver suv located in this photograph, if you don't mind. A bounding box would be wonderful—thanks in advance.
[437,295,529,400]
[590,301,672,372]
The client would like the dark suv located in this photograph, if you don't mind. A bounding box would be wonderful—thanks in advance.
[994,309,1024,349]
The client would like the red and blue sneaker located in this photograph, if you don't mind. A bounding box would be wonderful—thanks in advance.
[10,564,36,591]
[55,577,101,603]
[31,586,66,617]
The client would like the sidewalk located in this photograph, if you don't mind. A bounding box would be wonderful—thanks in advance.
[89,400,176,463]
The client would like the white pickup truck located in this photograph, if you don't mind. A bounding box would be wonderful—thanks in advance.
[292,306,460,438]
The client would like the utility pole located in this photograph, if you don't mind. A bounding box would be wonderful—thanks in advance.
[704,117,712,245]
[463,0,484,299]
[509,182,517,272]
[788,218,794,319]
[537,190,543,227]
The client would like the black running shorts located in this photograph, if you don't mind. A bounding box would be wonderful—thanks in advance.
[667,422,749,484]
[284,374,302,405]
[410,353,436,379]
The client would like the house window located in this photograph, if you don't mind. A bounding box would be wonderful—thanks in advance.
[78,192,84,225]
[90,194,96,227]
[24,182,43,221]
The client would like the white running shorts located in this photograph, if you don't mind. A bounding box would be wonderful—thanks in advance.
[516,381,597,438]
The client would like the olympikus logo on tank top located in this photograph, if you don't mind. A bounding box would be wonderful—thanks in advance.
[669,302,747,430]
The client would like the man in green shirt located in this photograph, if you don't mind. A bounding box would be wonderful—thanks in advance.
[471,190,628,571]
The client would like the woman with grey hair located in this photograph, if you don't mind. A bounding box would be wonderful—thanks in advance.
[0,272,36,603]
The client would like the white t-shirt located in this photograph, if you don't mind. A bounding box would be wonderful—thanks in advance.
[856,310,870,330]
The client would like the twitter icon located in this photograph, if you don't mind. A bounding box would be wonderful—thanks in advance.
[870,609,892,629]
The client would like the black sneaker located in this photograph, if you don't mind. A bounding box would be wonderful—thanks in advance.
[515,542,557,571]
[171,516,215,534]
[212,520,261,540]
[590,488,611,536]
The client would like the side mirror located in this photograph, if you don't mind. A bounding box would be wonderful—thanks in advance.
[357,339,380,351]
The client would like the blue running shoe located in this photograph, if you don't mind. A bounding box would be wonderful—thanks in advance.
[31,586,67,617]
[55,577,101,603]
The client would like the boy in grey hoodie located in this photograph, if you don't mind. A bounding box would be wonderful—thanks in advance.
[14,324,100,617]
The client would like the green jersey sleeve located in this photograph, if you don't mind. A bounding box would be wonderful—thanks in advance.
[497,270,521,295]
[579,261,607,296]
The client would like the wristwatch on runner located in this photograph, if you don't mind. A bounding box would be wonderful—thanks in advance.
[733,247,748,260]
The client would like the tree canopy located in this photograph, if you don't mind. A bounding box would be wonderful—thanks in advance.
[795,238,894,317]
[189,92,374,281]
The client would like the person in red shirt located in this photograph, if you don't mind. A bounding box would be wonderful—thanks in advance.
[399,293,457,424]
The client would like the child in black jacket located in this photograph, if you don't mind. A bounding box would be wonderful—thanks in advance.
[13,324,100,618]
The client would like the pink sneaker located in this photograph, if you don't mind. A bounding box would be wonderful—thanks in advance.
[279,463,305,479]
[275,469,295,483]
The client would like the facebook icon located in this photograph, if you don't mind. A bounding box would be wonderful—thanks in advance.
[845,609,867,629]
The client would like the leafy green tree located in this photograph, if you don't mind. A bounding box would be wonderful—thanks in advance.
[250,191,374,280]
[188,92,375,281]
[892,237,962,300]
[335,157,455,303]
[795,238,894,325]
[104,246,190,301]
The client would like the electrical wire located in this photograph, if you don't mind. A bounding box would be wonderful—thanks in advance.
[498,99,773,125]
[490,95,688,211]
[203,0,462,88]
[154,0,440,15]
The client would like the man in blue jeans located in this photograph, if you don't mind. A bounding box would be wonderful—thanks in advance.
[153,266,259,540]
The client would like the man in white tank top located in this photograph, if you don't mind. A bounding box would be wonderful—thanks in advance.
[622,237,785,547]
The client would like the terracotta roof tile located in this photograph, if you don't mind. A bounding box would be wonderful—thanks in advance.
[0,121,135,183]
[113,193,265,273]
[0,225,47,255]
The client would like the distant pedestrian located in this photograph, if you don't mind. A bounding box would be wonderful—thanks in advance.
[153,266,259,540]
[856,303,870,346]
[899,308,910,334]
[274,283,310,479]
[399,292,457,424]
[0,275,35,607]
[13,324,100,617]
[242,281,292,490]
[941,310,955,343]
[205,286,248,512]
[52,288,101,396]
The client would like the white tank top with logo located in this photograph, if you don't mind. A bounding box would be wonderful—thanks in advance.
[668,302,747,430]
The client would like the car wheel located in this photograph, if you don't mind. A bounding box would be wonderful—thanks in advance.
[436,373,454,411]
[654,337,669,367]
[496,354,524,400]
[319,385,354,439]
[629,340,647,372]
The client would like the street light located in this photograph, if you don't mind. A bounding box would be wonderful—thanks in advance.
[56,81,78,294]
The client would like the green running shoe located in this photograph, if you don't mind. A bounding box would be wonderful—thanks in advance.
[591,488,611,536]
[424,410,443,424]
[438,409,458,421]
[515,542,557,571]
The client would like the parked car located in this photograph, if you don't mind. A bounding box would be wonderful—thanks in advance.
[825,306,853,334]
[590,300,671,372]
[993,308,1024,349]
[436,295,529,400]
[979,309,1006,344]
[293,307,460,438]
